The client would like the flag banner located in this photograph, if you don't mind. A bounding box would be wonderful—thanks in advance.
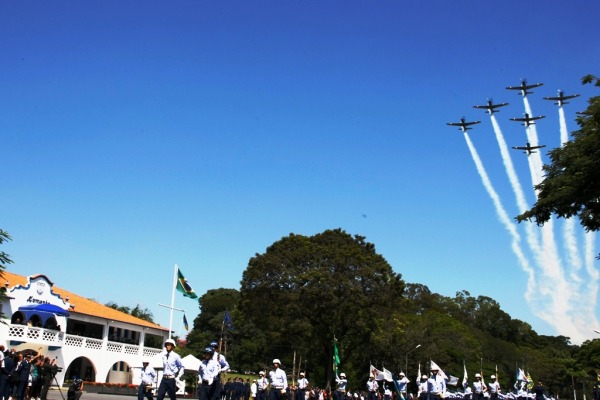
[430,360,449,380]
[447,375,459,386]
[370,364,386,381]
[176,268,198,299]
[526,372,534,390]
[463,363,468,388]
[382,367,394,382]
[517,369,527,382]
[224,311,235,331]
[417,363,421,383]
[333,340,341,375]
[183,314,189,331]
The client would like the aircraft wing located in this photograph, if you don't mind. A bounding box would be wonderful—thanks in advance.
[544,94,580,101]
[524,82,543,90]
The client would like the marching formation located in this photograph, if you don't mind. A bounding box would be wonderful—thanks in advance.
[150,339,572,400]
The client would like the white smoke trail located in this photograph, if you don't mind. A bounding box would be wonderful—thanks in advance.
[489,115,543,302]
[558,106,583,277]
[558,106,569,145]
[585,231,599,283]
[490,115,530,213]
[523,97,544,187]
[463,132,537,304]
[584,231,600,329]
[521,96,575,335]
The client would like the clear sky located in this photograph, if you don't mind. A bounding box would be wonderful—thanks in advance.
[2,1,600,345]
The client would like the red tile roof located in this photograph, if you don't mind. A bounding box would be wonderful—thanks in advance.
[2,270,168,331]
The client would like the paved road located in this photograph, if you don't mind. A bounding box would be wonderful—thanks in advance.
[46,389,194,400]
[46,390,138,400]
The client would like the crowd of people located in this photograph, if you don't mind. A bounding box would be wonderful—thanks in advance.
[0,338,573,400]
[149,339,556,400]
[0,345,62,400]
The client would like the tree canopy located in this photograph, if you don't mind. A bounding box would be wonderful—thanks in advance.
[0,229,13,318]
[105,301,155,323]
[517,75,600,236]
[235,229,405,387]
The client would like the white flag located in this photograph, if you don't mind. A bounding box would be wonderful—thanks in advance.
[430,360,449,380]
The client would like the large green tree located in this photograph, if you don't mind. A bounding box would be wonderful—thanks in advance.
[237,228,405,388]
[517,75,600,237]
[185,288,238,355]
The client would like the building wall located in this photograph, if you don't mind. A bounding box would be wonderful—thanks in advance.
[1,274,167,386]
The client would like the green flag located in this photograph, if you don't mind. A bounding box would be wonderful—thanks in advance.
[333,339,340,374]
[176,268,198,299]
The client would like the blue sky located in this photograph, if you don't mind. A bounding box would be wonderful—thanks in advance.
[2,1,600,344]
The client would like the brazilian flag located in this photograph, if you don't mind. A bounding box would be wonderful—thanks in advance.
[176,269,198,299]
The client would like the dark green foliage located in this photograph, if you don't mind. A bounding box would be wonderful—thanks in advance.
[236,229,405,387]
[0,229,13,318]
[180,227,598,396]
[183,288,238,357]
[105,302,155,323]
[517,75,600,239]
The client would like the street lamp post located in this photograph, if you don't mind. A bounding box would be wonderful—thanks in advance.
[405,344,422,374]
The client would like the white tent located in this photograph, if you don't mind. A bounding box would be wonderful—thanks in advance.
[149,352,164,369]
[181,354,201,372]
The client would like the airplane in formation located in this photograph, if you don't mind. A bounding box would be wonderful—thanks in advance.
[543,90,580,106]
[472,99,509,115]
[512,142,546,155]
[506,79,544,96]
[510,112,545,127]
[446,118,481,132]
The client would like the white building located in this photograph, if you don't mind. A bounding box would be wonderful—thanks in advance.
[0,271,171,387]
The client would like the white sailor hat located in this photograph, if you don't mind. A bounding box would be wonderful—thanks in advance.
[422,375,428,379]
[259,371,265,376]
[491,375,496,379]
[300,372,305,376]
[273,359,281,365]
[164,338,176,346]
[340,373,346,377]
[399,372,405,376]
[475,373,481,378]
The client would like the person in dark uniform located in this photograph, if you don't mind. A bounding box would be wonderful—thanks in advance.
[39,357,58,400]
[533,382,545,400]
[15,353,30,400]
[0,351,15,400]
[67,379,83,400]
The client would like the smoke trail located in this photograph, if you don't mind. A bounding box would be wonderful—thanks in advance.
[490,115,543,296]
[490,115,530,213]
[558,106,583,276]
[523,97,544,186]
[462,132,537,304]
[558,106,569,145]
[521,96,574,334]
[577,232,600,332]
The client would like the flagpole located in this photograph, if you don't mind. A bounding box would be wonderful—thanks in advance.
[169,264,178,339]
[292,350,297,386]
[219,314,225,354]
